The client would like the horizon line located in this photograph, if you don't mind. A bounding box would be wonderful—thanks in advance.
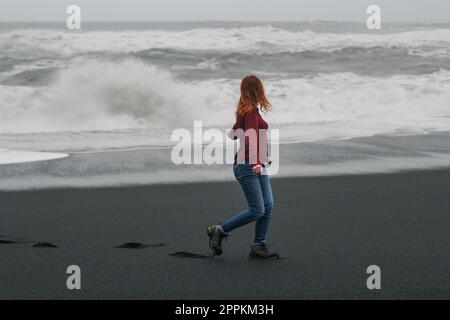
[0,19,449,24]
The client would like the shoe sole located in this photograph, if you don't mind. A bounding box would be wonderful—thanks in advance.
[249,252,280,259]
[206,226,222,256]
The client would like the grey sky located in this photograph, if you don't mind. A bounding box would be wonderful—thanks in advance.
[0,0,449,23]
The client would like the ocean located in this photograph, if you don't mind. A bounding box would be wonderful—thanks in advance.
[0,21,450,189]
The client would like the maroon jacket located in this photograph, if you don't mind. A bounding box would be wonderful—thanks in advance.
[231,108,269,166]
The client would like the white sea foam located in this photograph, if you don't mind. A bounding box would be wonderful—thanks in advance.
[0,61,235,133]
[0,60,449,142]
[1,27,450,58]
[0,148,68,165]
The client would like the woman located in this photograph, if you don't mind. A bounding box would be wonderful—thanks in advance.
[207,75,279,259]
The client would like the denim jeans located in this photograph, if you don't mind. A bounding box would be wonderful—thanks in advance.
[221,164,274,244]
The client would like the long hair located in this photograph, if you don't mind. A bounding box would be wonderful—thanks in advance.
[236,75,271,117]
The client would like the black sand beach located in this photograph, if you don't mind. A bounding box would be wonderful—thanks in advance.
[0,169,449,299]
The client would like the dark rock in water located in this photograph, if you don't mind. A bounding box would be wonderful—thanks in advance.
[33,242,58,248]
[115,242,150,249]
[169,251,215,259]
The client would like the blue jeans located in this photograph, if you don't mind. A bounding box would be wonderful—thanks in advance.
[221,164,274,244]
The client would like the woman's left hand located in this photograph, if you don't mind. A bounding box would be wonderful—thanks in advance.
[252,164,263,174]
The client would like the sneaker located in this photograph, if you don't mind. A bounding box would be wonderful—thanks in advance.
[249,243,280,259]
[206,225,229,256]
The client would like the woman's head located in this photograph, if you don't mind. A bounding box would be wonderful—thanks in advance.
[236,75,271,116]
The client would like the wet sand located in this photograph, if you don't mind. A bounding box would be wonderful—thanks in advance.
[0,169,449,299]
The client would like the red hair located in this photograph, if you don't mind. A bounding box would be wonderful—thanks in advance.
[236,75,271,116]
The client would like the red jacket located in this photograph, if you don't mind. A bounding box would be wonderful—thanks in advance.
[231,108,269,166]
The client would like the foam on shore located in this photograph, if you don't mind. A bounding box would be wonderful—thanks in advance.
[0,148,68,165]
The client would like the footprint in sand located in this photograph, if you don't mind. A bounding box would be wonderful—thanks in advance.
[33,242,59,248]
[0,239,19,244]
[115,242,167,249]
[169,251,215,259]
[0,235,25,245]
[1,235,58,248]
